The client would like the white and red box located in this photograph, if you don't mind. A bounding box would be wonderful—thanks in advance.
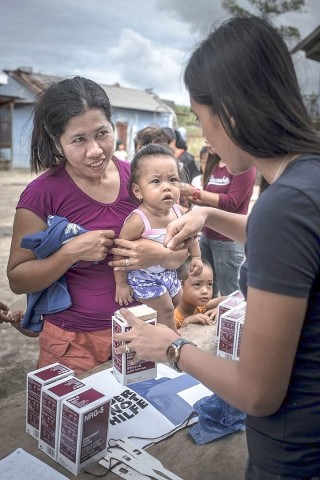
[38,376,87,460]
[58,387,111,476]
[112,304,157,386]
[234,318,245,361]
[217,302,247,360]
[216,290,245,343]
[26,363,74,440]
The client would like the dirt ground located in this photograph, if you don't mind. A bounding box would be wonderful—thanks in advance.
[0,169,39,401]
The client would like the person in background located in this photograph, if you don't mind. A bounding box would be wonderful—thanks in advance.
[0,300,37,337]
[180,142,256,296]
[112,16,320,479]
[114,143,202,332]
[174,258,226,329]
[191,145,208,189]
[114,140,128,162]
[134,126,171,152]
[7,77,185,375]
[162,127,200,183]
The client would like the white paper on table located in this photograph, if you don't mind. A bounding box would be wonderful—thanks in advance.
[83,364,210,449]
[177,382,212,405]
[0,448,68,480]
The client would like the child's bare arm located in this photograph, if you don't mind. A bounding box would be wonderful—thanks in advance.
[206,295,227,310]
[114,214,144,305]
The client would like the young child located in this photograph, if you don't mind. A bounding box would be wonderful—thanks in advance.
[114,140,128,162]
[114,143,203,332]
[174,258,226,329]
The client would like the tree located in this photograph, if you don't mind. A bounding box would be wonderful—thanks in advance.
[222,0,307,41]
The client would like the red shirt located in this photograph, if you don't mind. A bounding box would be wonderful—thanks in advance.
[203,165,256,241]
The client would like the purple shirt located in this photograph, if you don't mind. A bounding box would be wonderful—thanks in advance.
[17,158,136,331]
[203,165,256,241]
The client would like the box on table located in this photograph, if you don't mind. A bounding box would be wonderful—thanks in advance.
[26,363,74,440]
[234,318,245,361]
[39,376,87,460]
[216,290,245,343]
[112,304,157,386]
[58,386,111,476]
[217,302,247,360]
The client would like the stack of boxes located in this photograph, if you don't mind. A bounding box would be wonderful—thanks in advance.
[216,290,246,361]
[25,303,159,476]
[26,363,112,476]
[26,363,74,440]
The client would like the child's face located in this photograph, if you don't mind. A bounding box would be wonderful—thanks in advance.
[132,155,180,210]
[182,265,213,306]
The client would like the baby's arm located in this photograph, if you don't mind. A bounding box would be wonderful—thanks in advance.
[188,238,203,276]
[114,214,144,306]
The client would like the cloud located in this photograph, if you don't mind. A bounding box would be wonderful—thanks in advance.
[0,0,319,105]
[108,29,187,101]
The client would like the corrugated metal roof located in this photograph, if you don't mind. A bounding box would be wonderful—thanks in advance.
[291,25,320,62]
[4,69,172,113]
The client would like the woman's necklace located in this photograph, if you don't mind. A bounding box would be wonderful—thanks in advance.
[273,153,290,183]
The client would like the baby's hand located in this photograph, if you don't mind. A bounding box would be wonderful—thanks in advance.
[7,309,24,325]
[115,284,134,306]
[189,257,203,276]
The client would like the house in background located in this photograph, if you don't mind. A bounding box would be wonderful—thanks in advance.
[0,67,176,169]
[291,25,320,129]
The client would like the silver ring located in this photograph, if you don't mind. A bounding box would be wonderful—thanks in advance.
[126,258,131,267]
[125,343,131,354]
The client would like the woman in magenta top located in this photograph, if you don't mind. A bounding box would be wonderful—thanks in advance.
[180,144,256,296]
[7,77,185,375]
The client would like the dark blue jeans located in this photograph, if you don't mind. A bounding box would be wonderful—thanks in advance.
[245,459,320,480]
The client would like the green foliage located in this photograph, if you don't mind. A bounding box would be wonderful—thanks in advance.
[222,0,306,40]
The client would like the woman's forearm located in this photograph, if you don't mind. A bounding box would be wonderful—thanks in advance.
[8,247,77,294]
[204,208,248,244]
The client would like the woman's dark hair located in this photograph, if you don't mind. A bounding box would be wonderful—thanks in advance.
[30,76,113,173]
[202,152,220,188]
[174,129,187,150]
[184,16,320,157]
[199,146,208,159]
[130,143,180,192]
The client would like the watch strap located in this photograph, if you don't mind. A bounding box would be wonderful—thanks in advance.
[166,338,196,372]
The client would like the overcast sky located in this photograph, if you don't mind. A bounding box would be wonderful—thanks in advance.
[1,0,319,105]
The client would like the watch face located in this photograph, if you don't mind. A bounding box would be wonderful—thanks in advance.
[166,344,178,364]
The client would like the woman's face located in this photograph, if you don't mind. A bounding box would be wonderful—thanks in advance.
[59,109,114,178]
[191,97,252,175]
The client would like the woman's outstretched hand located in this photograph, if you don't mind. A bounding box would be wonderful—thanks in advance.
[164,207,208,251]
[114,308,179,365]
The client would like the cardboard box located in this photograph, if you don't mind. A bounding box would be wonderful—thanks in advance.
[216,290,245,343]
[217,302,246,359]
[112,305,157,385]
[39,376,87,460]
[58,387,111,476]
[26,363,74,440]
[234,318,245,361]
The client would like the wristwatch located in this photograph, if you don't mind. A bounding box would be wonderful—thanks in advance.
[192,188,202,200]
[166,338,196,372]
